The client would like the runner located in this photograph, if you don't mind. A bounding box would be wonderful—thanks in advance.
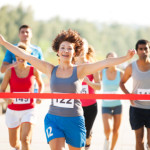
[100,52,123,150]
[0,42,43,150]
[0,30,135,150]
[0,24,44,93]
[75,39,100,150]
[120,39,150,150]
[0,24,43,73]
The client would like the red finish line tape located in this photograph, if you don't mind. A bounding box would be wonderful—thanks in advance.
[0,93,150,100]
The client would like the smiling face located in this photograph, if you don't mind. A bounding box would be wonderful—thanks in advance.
[15,55,26,64]
[57,41,75,63]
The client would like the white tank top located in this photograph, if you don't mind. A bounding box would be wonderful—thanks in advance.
[132,61,150,109]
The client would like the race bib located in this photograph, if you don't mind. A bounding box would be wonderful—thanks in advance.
[13,92,30,104]
[103,91,119,101]
[81,85,89,94]
[137,89,150,101]
[53,98,74,108]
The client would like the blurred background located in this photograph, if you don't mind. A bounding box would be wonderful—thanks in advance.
[1,0,150,63]
[0,0,149,88]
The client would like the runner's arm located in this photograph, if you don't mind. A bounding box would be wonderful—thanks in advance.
[34,68,44,104]
[0,69,11,93]
[84,72,101,90]
[120,64,132,94]
[77,49,135,79]
[1,61,17,73]
[34,68,44,93]
[0,69,13,103]
[0,35,54,78]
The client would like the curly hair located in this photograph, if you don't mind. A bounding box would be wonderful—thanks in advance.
[52,29,83,57]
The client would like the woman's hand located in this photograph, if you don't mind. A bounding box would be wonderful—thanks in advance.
[130,100,135,106]
[6,99,14,105]
[36,98,42,104]
[0,34,6,45]
[83,77,90,84]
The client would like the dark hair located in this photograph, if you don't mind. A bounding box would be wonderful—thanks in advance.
[19,25,31,33]
[135,39,150,51]
[52,29,83,57]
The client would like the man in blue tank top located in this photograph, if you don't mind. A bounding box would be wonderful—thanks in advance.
[0,24,43,73]
[120,39,150,150]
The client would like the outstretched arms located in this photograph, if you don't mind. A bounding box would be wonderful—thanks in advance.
[0,35,54,78]
[77,49,135,79]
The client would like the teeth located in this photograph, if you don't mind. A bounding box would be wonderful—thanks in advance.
[18,59,24,62]
[62,55,68,57]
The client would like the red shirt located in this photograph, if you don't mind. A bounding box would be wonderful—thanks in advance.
[80,74,96,107]
[8,67,35,110]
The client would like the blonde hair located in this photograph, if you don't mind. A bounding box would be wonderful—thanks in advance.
[106,52,117,58]
[86,45,96,62]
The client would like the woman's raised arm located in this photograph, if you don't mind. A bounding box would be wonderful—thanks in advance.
[77,49,135,79]
[0,35,54,78]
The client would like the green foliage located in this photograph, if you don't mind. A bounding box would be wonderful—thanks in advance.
[1,4,150,63]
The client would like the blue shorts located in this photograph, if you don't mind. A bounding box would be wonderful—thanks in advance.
[130,106,150,130]
[44,113,86,148]
[102,105,122,115]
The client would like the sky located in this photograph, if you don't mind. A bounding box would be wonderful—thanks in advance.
[0,0,150,26]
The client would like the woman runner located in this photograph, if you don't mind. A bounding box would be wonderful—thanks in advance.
[0,30,135,150]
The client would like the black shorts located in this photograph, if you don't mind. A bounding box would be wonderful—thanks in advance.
[129,106,150,130]
[82,103,97,138]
